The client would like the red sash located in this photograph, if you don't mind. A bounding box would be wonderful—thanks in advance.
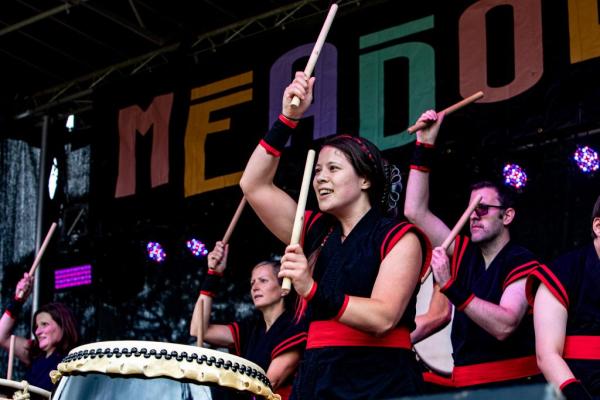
[306,321,411,349]
[424,355,540,387]
[563,336,600,360]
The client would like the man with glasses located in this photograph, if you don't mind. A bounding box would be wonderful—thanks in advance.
[404,110,544,390]
[527,194,600,400]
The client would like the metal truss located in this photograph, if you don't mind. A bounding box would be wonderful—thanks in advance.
[15,0,366,120]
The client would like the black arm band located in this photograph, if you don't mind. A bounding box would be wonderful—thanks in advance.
[308,282,347,320]
[200,271,222,298]
[260,116,297,157]
[562,380,592,400]
[440,280,474,311]
[410,141,437,172]
[5,298,24,319]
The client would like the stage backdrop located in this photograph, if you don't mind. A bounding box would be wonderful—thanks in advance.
[85,0,600,342]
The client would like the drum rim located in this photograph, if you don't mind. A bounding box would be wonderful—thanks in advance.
[0,378,51,398]
[414,273,455,376]
[56,340,278,400]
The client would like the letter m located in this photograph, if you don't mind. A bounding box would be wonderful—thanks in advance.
[114,93,173,198]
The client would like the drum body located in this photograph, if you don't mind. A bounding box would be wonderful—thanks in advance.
[0,378,50,400]
[52,341,279,400]
[414,273,454,376]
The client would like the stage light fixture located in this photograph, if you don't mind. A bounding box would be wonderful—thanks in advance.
[48,157,59,200]
[66,114,75,132]
[502,163,528,189]
[573,145,599,174]
[146,241,167,263]
[186,238,209,257]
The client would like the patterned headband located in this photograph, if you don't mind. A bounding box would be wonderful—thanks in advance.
[337,134,376,165]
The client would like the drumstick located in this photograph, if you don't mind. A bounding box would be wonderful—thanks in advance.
[16,222,57,299]
[290,4,338,107]
[7,335,15,380]
[197,298,204,348]
[407,91,484,134]
[282,149,316,293]
[222,197,246,244]
[421,194,483,283]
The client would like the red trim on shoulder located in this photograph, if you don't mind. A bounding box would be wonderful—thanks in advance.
[409,165,431,173]
[207,269,223,277]
[380,222,411,259]
[525,274,538,307]
[228,323,241,356]
[278,114,299,128]
[451,235,469,279]
[560,378,579,390]
[3,310,15,319]
[457,293,475,311]
[300,210,324,247]
[300,210,326,247]
[271,332,308,360]
[528,265,569,308]
[416,141,435,148]
[300,210,312,247]
[333,295,350,321]
[379,223,432,276]
[259,139,282,157]
[503,260,539,290]
[306,211,323,234]
[440,279,454,292]
[200,290,215,298]
[304,282,317,301]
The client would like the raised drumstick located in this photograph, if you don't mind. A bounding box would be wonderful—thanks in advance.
[222,197,247,244]
[407,91,484,134]
[17,222,57,299]
[196,298,204,348]
[282,149,316,293]
[421,195,483,282]
[290,4,338,107]
[7,335,15,380]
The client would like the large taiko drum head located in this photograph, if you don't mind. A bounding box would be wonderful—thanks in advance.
[0,378,50,400]
[52,341,280,400]
[414,273,454,376]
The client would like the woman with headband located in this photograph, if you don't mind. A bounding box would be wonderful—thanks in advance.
[239,72,432,399]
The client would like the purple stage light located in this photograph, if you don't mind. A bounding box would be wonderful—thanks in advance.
[503,163,528,189]
[187,238,209,257]
[147,241,167,263]
[54,264,92,289]
[573,146,599,174]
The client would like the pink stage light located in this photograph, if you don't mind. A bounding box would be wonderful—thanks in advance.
[54,264,92,289]
[502,163,528,189]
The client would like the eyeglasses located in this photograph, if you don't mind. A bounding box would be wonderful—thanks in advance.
[474,204,505,217]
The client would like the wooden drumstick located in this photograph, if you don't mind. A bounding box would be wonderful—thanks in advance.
[282,149,316,294]
[222,197,247,244]
[421,195,483,283]
[7,335,15,380]
[196,299,204,348]
[441,195,483,251]
[407,91,484,134]
[290,4,338,107]
[17,222,57,299]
